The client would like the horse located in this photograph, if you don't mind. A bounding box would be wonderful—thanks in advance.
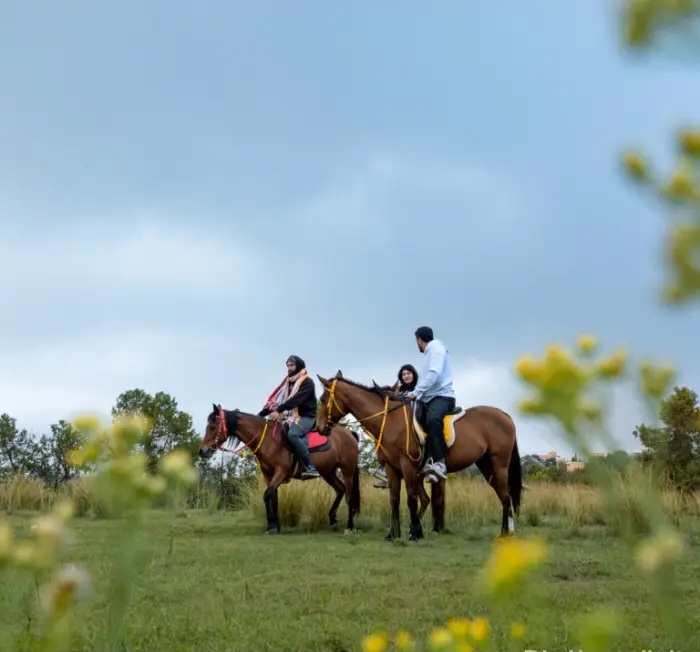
[348,409,432,520]
[315,371,522,541]
[199,404,361,535]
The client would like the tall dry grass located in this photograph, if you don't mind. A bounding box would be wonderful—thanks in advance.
[3,470,700,534]
[245,469,700,533]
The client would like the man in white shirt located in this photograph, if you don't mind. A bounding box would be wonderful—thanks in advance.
[407,326,455,483]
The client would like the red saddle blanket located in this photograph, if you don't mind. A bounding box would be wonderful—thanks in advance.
[307,431,328,448]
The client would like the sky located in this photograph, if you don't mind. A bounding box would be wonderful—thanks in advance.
[2,1,699,459]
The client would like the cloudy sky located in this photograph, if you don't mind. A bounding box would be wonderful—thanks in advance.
[2,1,699,458]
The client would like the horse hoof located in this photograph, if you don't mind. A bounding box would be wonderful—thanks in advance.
[408,533,423,542]
[329,522,339,531]
[264,528,280,535]
[344,528,354,535]
[383,534,395,542]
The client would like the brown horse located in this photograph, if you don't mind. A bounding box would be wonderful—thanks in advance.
[316,372,522,541]
[199,404,361,535]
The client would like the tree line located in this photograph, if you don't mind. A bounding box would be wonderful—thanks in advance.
[2,385,699,493]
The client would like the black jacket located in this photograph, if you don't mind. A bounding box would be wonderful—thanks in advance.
[258,376,317,420]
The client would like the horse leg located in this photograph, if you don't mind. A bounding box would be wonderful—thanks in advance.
[430,480,446,534]
[263,467,287,535]
[384,464,402,541]
[321,467,345,530]
[401,461,424,542]
[417,481,430,520]
[339,458,360,533]
[490,457,513,537]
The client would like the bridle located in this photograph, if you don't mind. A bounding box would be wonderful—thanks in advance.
[321,377,421,461]
[212,407,275,456]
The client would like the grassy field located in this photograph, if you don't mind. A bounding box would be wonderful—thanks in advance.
[2,475,700,651]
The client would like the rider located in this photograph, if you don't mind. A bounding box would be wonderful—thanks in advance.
[258,355,320,480]
[407,326,455,483]
[372,363,419,489]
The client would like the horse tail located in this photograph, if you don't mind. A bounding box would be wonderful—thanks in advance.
[508,435,522,515]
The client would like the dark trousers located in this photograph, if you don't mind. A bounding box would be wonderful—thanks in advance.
[422,396,455,462]
[288,416,315,467]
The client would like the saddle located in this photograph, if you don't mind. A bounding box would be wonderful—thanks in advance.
[278,421,331,454]
[412,399,466,450]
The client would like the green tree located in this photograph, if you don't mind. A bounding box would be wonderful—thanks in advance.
[0,413,36,477]
[112,389,201,473]
[633,386,700,492]
[32,420,86,486]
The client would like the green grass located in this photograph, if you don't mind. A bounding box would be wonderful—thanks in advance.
[2,499,700,652]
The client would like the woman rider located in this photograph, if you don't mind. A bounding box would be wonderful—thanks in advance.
[372,363,419,489]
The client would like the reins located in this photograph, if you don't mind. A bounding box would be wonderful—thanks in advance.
[323,377,422,462]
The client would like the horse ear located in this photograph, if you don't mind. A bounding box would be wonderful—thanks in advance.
[212,403,219,413]
[372,379,380,389]
[335,369,343,378]
[317,374,328,386]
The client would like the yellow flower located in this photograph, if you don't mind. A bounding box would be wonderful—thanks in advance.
[514,354,544,386]
[540,344,587,393]
[481,537,548,595]
[31,515,69,550]
[395,630,414,651]
[663,166,695,201]
[160,449,198,488]
[66,448,86,467]
[635,527,684,572]
[576,333,598,355]
[621,149,649,179]
[679,127,700,156]
[510,621,526,639]
[113,413,152,447]
[518,397,545,414]
[429,628,453,650]
[362,633,389,652]
[469,617,489,641]
[72,414,101,432]
[639,360,676,398]
[455,643,473,652]
[596,348,628,378]
[446,618,470,637]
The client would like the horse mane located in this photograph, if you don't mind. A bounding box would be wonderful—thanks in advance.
[334,375,404,402]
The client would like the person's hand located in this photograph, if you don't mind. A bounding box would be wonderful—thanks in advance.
[269,411,281,421]
[407,393,416,401]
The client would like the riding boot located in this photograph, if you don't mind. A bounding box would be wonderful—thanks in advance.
[289,436,320,479]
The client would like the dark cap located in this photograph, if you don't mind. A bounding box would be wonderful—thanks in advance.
[286,355,306,371]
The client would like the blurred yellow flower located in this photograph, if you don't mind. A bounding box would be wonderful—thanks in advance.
[678,127,700,156]
[482,536,548,596]
[429,627,453,649]
[72,414,101,432]
[395,630,414,651]
[635,528,684,572]
[639,360,676,398]
[469,617,489,641]
[576,333,598,355]
[510,621,526,639]
[596,348,628,378]
[446,618,470,637]
[621,149,649,178]
[362,633,389,652]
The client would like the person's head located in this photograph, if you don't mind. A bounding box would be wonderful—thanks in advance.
[286,355,306,377]
[397,364,418,391]
[414,326,434,352]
